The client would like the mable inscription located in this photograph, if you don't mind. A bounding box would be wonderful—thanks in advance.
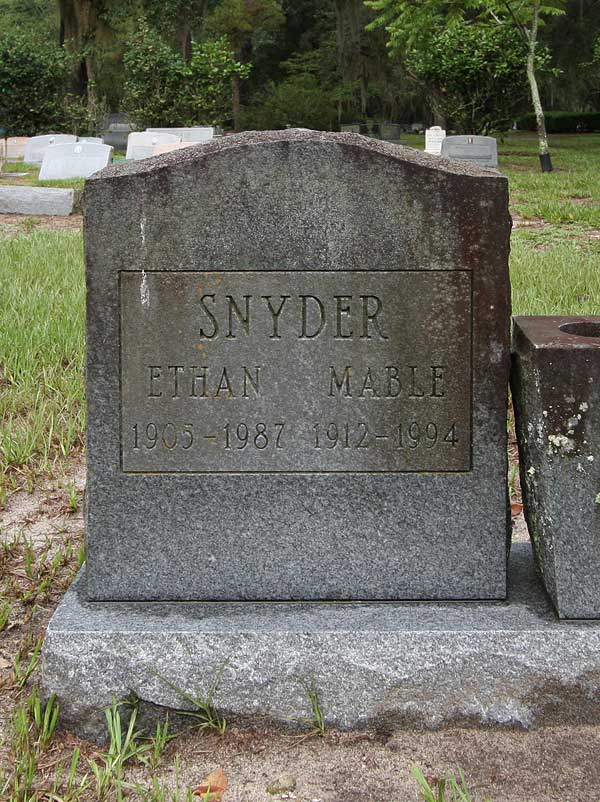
[120,270,472,473]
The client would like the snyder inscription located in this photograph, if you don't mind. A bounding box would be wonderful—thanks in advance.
[120,270,472,472]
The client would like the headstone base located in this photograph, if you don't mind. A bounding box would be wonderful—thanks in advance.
[42,543,600,743]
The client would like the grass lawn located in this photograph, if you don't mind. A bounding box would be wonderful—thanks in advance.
[0,132,599,491]
[1,161,85,190]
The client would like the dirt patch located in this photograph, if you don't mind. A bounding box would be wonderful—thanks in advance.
[0,212,82,237]
[510,213,548,230]
[1,454,85,547]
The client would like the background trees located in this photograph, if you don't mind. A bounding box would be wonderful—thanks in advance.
[0,0,598,137]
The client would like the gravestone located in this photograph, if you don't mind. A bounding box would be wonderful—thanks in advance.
[146,126,218,142]
[82,129,511,603]
[45,129,600,738]
[441,135,498,168]
[6,136,29,160]
[103,113,133,150]
[425,126,446,155]
[24,134,77,164]
[512,316,600,619]
[152,142,196,156]
[125,132,180,160]
[380,122,403,142]
[79,136,104,145]
[39,142,113,180]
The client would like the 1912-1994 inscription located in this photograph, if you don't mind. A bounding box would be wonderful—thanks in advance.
[121,270,472,473]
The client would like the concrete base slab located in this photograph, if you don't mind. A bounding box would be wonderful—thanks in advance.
[0,185,80,215]
[42,543,600,742]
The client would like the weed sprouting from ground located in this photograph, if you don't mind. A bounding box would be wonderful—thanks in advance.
[152,664,228,734]
[412,765,491,802]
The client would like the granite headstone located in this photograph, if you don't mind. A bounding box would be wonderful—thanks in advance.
[83,129,511,602]
[441,135,498,168]
[512,316,600,618]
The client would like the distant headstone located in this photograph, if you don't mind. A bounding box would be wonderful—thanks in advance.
[425,126,446,155]
[512,316,600,619]
[146,127,218,142]
[411,122,424,133]
[24,134,77,164]
[79,136,104,145]
[152,142,196,156]
[103,114,134,150]
[39,142,113,181]
[340,123,362,135]
[380,123,402,142]
[82,129,511,603]
[6,137,29,160]
[126,132,180,160]
[441,135,498,168]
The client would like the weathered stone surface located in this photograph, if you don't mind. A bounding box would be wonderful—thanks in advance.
[42,543,600,742]
[0,185,78,215]
[441,135,498,168]
[511,316,600,619]
[84,128,511,602]
[39,142,113,181]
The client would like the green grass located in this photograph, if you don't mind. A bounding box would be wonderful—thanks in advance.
[0,132,598,490]
[0,231,85,488]
[1,161,85,189]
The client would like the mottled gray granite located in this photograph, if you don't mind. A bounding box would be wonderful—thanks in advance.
[512,316,600,618]
[84,128,511,601]
[0,185,79,215]
[43,543,600,742]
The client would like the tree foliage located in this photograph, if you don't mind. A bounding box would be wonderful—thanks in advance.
[0,30,72,135]
[122,20,249,128]
[405,21,548,132]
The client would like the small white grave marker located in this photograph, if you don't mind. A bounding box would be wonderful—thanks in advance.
[38,142,113,180]
[126,132,181,160]
[146,127,217,142]
[24,134,77,164]
[425,127,446,155]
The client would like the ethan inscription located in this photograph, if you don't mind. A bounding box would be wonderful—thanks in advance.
[120,270,472,473]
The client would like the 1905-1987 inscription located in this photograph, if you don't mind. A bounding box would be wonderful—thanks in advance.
[120,270,472,473]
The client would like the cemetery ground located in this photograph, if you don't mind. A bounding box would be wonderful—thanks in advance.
[0,131,599,802]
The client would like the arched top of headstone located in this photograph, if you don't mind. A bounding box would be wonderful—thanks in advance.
[85,128,509,278]
[92,128,502,183]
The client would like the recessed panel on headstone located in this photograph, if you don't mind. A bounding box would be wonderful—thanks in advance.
[120,270,472,474]
[84,129,511,602]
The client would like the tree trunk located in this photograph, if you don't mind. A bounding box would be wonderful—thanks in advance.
[526,1,553,172]
[232,75,241,131]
